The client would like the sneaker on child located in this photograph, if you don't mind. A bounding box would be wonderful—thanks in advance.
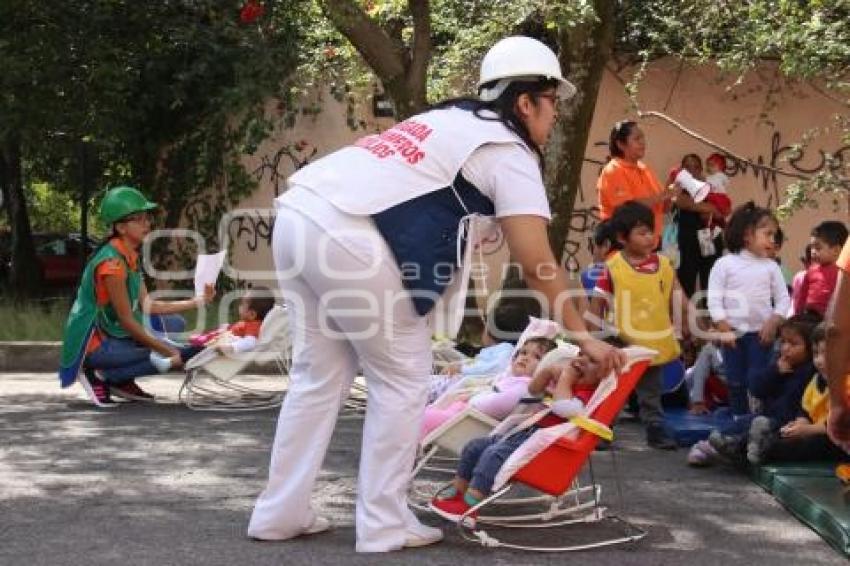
[429,495,478,527]
[746,416,775,465]
[646,422,677,450]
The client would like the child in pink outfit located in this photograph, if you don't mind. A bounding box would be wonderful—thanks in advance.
[420,337,557,439]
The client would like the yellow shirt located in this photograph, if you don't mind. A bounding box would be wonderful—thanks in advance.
[801,374,830,425]
[606,252,680,365]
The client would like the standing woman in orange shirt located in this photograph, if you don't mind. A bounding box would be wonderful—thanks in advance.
[596,120,677,245]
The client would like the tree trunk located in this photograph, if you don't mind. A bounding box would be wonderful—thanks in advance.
[545,1,615,264]
[0,136,44,298]
[319,0,431,119]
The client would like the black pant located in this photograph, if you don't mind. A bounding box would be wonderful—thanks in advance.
[677,211,723,298]
[766,434,850,463]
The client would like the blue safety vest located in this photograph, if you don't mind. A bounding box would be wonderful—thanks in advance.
[372,173,494,315]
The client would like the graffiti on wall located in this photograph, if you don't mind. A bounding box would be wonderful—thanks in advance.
[557,131,849,275]
[250,140,318,197]
[228,210,275,252]
[725,131,850,207]
[223,140,319,254]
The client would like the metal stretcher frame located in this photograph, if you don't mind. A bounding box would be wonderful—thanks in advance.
[428,348,655,552]
[179,305,292,411]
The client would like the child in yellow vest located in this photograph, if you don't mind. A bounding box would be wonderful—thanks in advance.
[590,200,690,449]
[747,323,850,464]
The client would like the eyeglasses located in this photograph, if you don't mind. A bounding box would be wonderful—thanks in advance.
[121,213,152,224]
[537,92,560,105]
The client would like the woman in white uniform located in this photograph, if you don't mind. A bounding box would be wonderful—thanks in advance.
[247,36,626,552]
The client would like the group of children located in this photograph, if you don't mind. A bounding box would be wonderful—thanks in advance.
[423,194,848,520]
[686,216,849,466]
[420,302,609,523]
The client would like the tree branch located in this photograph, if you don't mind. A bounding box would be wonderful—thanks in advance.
[638,110,811,180]
[318,1,406,91]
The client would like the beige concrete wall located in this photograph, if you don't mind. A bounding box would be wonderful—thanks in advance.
[221,59,849,291]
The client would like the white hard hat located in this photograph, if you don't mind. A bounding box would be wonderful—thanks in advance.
[478,36,577,102]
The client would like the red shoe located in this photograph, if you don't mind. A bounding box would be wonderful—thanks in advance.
[111,380,155,402]
[78,369,116,408]
[429,495,477,526]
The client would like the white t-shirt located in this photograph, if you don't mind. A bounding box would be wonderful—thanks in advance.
[707,250,791,332]
[458,143,551,220]
[282,142,551,224]
[706,172,729,194]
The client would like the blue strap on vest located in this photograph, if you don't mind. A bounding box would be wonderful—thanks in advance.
[372,173,494,316]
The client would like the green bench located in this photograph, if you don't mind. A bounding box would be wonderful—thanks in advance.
[749,461,850,556]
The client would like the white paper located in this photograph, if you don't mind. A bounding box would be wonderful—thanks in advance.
[194,251,225,297]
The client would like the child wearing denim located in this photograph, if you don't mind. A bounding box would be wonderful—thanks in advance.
[708,314,819,461]
[707,202,790,419]
[428,355,603,524]
[747,323,850,464]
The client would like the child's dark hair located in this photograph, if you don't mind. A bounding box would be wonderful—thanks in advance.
[485,296,542,345]
[608,120,638,158]
[681,153,702,169]
[610,200,655,238]
[812,322,827,346]
[431,77,561,172]
[592,220,619,251]
[780,312,823,359]
[516,336,557,357]
[800,243,812,265]
[811,220,849,248]
[243,286,276,320]
[724,201,777,253]
[774,227,785,250]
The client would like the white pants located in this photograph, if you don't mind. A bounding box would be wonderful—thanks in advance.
[247,197,433,552]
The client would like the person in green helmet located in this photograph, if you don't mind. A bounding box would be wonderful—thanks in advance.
[59,186,214,407]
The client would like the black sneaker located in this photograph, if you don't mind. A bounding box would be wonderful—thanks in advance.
[746,416,775,465]
[78,368,116,408]
[646,423,677,450]
[708,430,744,460]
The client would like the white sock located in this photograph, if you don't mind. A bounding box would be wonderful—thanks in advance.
[150,353,172,374]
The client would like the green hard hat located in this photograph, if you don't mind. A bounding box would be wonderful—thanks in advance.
[99,186,158,225]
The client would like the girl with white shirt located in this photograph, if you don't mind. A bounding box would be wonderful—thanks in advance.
[707,201,791,416]
[246,36,625,553]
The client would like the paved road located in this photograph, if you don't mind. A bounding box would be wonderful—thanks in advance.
[0,372,844,565]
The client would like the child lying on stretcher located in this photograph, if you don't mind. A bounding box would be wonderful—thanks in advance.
[428,354,605,524]
[420,336,558,439]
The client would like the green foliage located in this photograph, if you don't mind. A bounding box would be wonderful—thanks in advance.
[0,0,307,275]
[621,0,850,209]
[295,1,597,115]
[26,183,89,234]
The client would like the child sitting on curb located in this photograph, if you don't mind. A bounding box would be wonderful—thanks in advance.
[707,313,819,463]
[747,323,850,464]
[428,355,604,524]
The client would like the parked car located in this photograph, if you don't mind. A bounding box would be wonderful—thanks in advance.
[1,232,99,289]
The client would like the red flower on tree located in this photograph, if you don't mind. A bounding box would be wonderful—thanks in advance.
[240,1,265,24]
